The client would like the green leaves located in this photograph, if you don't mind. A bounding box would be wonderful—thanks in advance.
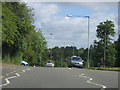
[96,20,115,40]
[2,5,19,46]
[2,2,47,65]
[92,20,116,67]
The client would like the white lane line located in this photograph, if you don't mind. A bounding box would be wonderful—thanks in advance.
[15,73,20,77]
[22,70,25,72]
[79,73,107,90]
[26,68,30,70]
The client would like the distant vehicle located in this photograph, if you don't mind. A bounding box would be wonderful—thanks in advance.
[45,60,54,67]
[20,60,29,66]
[68,56,84,68]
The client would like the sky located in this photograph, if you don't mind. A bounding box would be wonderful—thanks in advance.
[23,1,118,49]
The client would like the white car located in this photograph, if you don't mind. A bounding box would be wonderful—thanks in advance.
[45,60,54,67]
[20,60,29,66]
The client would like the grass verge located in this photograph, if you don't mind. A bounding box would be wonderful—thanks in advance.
[88,67,120,71]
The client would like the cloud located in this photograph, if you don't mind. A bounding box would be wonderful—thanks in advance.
[45,2,118,12]
[26,2,118,48]
[28,2,59,22]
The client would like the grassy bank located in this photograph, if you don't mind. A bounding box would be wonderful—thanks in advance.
[88,67,120,71]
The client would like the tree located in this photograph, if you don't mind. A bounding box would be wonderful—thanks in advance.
[2,2,48,65]
[95,20,116,67]
[115,35,120,67]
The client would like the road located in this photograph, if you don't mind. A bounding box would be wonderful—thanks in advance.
[0,65,119,90]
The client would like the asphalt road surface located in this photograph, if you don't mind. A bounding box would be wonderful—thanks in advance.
[0,65,119,89]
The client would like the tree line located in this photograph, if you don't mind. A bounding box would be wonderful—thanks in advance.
[2,2,48,66]
[49,20,120,67]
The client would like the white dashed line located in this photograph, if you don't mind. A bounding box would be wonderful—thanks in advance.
[79,73,107,90]
[22,70,25,72]
[26,68,30,70]
[15,73,20,77]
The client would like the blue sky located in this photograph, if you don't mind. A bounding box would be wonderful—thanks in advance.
[26,2,118,48]
[54,6,92,17]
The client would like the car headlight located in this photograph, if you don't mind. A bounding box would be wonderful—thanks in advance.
[79,62,83,65]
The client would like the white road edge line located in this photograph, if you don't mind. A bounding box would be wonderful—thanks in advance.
[79,73,107,90]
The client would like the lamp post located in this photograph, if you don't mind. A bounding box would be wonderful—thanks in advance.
[45,33,54,60]
[71,42,75,56]
[66,15,90,68]
[49,33,53,60]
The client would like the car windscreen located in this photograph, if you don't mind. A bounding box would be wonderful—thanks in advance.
[72,57,82,61]
[47,61,53,63]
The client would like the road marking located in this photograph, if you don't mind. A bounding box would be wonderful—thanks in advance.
[0,67,30,79]
[0,75,17,87]
[15,73,20,77]
[10,72,14,74]
[0,73,21,87]
[22,70,25,72]
[26,68,30,70]
[79,73,107,90]
[5,74,9,76]
[0,76,4,79]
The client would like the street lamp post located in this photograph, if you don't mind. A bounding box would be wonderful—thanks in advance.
[85,16,90,68]
[49,33,53,60]
[66,15,90,68]
[71,42,75,56]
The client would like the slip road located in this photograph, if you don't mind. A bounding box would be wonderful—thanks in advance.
[1,65,119,89]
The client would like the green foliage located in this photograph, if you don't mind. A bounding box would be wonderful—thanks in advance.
[2,5,19,46]
[115,35,120,67]
[2,2,48,65]
[90,20,116,67]
[48,46,86,67]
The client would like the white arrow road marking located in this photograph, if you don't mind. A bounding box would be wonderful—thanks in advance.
[79,73,107,90]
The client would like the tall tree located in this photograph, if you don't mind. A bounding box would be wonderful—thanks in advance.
[95,20,116,67]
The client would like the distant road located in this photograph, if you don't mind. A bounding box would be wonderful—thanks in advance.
[1,65,119,89]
